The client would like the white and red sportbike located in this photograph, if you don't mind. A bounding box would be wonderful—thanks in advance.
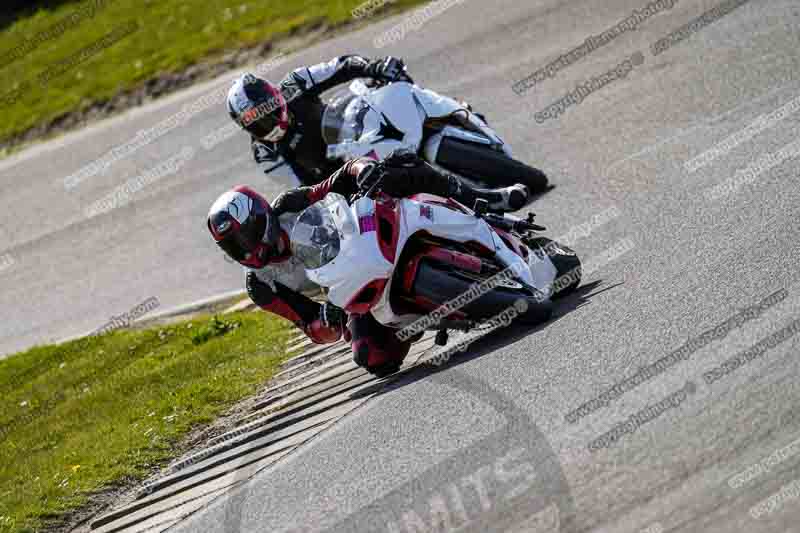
[291,181,581,373]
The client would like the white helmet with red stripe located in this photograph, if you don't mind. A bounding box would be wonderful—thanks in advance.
[227,73,289,142]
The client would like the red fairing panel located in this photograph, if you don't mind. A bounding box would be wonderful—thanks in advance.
[345,278,389,314]
[407,193,471,214]
[402,250,427,295]
[374,194,401,263]
[426,247,482,273]
[400,244,483,294]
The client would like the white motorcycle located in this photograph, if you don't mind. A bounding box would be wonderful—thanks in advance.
[320,71,549,193]
[291,174,580,376]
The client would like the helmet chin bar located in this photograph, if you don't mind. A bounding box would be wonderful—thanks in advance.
[274,232,288,255]
[262,123,288,142]
[240,245,269,269]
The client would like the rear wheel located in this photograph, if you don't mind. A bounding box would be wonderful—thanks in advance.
[435,137,549,194]
[411,261,554,326]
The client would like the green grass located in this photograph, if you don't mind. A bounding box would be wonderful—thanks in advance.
[0,312,294,533]
[0,0,427,146]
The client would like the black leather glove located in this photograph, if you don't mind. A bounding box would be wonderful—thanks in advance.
[382,148,422,168]
[366,56,406,83]
[320,301,346,330]
[356,149,422,192]
[355,161,382,192]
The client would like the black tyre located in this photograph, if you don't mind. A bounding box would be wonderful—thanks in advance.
[526,237,581,298]
[435,137,549,193]
[411,261,553,326]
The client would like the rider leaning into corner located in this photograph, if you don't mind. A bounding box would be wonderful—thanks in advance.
[228,55,409,185]
[226,54,550,189]
[207,150,531,376]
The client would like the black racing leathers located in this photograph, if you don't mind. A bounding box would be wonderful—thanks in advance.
[251,55,382,185]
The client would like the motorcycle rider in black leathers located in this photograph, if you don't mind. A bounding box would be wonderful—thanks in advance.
[226,55,549,192]
[227,55,412,185]
[207,150,530,376]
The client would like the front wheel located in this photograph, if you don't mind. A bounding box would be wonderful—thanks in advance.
[525,237,582,298]
[435,137,549,194]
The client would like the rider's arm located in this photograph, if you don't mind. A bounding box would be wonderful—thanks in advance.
[271,158,376,214]
[273,154,456,215]
[285,55,400,97]
[285,56,371,97]
[252,138,283,172]
[246,272,341,344]
[252,138,314,187]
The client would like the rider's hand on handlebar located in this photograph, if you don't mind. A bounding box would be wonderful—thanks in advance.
[367,56,408,83]
[356,149,423,196]
[382,148,421,168]
[356,163,384,192]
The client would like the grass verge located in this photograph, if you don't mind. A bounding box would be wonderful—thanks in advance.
[0,311,293,533]
[0,0,426,148]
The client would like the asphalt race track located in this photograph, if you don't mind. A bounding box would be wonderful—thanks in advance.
[3,0,800,531]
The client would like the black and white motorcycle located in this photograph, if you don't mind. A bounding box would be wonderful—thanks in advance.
[320,71,549,193]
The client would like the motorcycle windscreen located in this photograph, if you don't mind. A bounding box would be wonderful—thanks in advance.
[291,204,341,270]
[321,91,368,145]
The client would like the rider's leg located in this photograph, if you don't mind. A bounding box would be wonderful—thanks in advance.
[246,272,342,344]
[381,154,528,212]
[349,313,412,374]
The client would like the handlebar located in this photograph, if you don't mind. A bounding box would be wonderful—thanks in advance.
[482,213,546,233]
[472,199,545,233]
[353,171,546,236]
[350,166,387,203]
[369,70,415,88]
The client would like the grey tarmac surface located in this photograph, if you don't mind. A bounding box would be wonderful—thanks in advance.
[4,0,800,531]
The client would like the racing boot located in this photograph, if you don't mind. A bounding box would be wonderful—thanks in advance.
[448,178,529,213]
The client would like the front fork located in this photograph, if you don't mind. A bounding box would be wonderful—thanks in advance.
[490,233,555,300]
[471,201,556,300]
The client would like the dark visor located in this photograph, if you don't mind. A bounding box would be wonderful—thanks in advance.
[217,232,254,262]
[244,116,278,139]
[240,98,282,139]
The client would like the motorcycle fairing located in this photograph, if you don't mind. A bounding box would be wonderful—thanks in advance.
[301,193,559,330]
[325,81,511,162]
[303,195,394,310]
[369,196,554,327]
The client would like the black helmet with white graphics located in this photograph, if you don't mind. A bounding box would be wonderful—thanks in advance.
[227,73,290,142]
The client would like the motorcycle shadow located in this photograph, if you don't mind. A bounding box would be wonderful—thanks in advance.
[351,279,621,398]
